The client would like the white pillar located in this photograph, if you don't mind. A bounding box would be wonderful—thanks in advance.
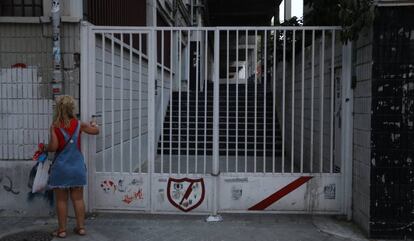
[147,0,157,26]
[284,0,292,20]
[69,0,83,19]
[341,42,353,220]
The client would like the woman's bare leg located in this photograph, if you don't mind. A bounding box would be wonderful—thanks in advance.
[54,189,69,236]
[70,187,86,234]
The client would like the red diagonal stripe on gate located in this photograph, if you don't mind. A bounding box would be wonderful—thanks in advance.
[248,176,313,211]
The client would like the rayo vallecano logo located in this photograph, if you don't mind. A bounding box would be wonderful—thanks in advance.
[167,177,205,212]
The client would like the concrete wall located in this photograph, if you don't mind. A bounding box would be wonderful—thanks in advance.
[0,21,81,216]
[352,27,372,235]
[0,162,54,216]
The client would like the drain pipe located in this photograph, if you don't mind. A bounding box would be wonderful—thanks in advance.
[51,0,62,97]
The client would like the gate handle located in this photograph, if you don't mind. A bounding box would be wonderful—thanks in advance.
[210,171,221,177]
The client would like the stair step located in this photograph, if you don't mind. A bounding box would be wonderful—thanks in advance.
[159,136,283,142]
[158,142,282,149]
[165,111,276,118]
[157,149,282,156]
[162,118,281,124]
[163,118,281,124]
[162,129,281,136]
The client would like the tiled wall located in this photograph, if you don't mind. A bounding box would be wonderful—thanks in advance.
[370,6,414,239]
[0,68,53,160]
[352,27,372,235]
[0,22,81,160]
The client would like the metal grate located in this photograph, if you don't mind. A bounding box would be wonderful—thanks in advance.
[0,231,52,241]
[0,0,43,17]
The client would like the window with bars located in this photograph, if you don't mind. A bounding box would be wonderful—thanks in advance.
[0,0,43,17]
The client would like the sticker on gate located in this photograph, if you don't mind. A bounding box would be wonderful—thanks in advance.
[167,177,205,212]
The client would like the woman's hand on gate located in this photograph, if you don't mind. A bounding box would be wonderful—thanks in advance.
[81,121,100,135]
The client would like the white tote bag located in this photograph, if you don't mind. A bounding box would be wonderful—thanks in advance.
[32,161,50,193]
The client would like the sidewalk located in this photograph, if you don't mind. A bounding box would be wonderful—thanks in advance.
[0,214,373,241]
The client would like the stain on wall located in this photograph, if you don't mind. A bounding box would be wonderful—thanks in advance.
[370,6,414,239]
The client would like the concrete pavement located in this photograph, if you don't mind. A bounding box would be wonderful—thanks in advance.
[0,214,378,241]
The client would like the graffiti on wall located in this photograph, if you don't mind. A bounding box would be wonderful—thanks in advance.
[100,177,144,205]
[0,175,20,195]
[167,178,205,212]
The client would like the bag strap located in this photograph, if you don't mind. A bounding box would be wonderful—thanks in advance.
[54,122,78,159]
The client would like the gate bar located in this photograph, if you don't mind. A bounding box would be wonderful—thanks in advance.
[300,30,305,173]
[330,30,335,174]
[139,33,143,173]
[120,34,124,173]
[169,30,173,174]
[244,30,248,173]
[310,30,315,173]
[282,30,286,173]
[178,30,182,174]
[129,33,133,174]
[272,29,277,173]
[90,26,342,31]
[226,30,229,172]
[212,29,220,216]
[111,34,115,174]
[204,30,208,174]
[235,30,239,173]
[263,30,267,173]
[291,30,295,173]
[186,30,190,175]
[148,29,156,213]
[320,30,325,173]
[195,31,199,173]
[254,30,257,172]
[101,34,106,173]
[160,30,164,173]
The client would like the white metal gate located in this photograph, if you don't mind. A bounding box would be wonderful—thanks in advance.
[81,25,353,216]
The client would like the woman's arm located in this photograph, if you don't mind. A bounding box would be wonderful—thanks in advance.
[81,121,100,135]
[45,126,59,152]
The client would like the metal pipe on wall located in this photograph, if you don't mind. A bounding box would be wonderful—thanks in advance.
[51,0,62,97]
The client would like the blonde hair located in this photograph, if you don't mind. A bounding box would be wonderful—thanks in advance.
[53,95,77,128]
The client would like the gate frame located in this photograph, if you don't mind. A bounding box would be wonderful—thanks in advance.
[80,24,354,216]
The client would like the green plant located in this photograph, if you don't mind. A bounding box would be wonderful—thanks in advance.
[304,0,375,42]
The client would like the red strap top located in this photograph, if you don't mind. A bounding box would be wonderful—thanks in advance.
[54,119,81,152]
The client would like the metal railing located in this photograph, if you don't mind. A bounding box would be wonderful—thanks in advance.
[90,26,343,176]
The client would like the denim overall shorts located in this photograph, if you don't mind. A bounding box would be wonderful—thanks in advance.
[48,121,86,189]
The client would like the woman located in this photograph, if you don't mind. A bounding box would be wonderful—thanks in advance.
[40,95,99,238]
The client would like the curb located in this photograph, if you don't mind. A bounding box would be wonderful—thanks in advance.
[312,216,368,241]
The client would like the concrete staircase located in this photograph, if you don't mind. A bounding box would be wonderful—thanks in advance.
[157,84,282,158]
